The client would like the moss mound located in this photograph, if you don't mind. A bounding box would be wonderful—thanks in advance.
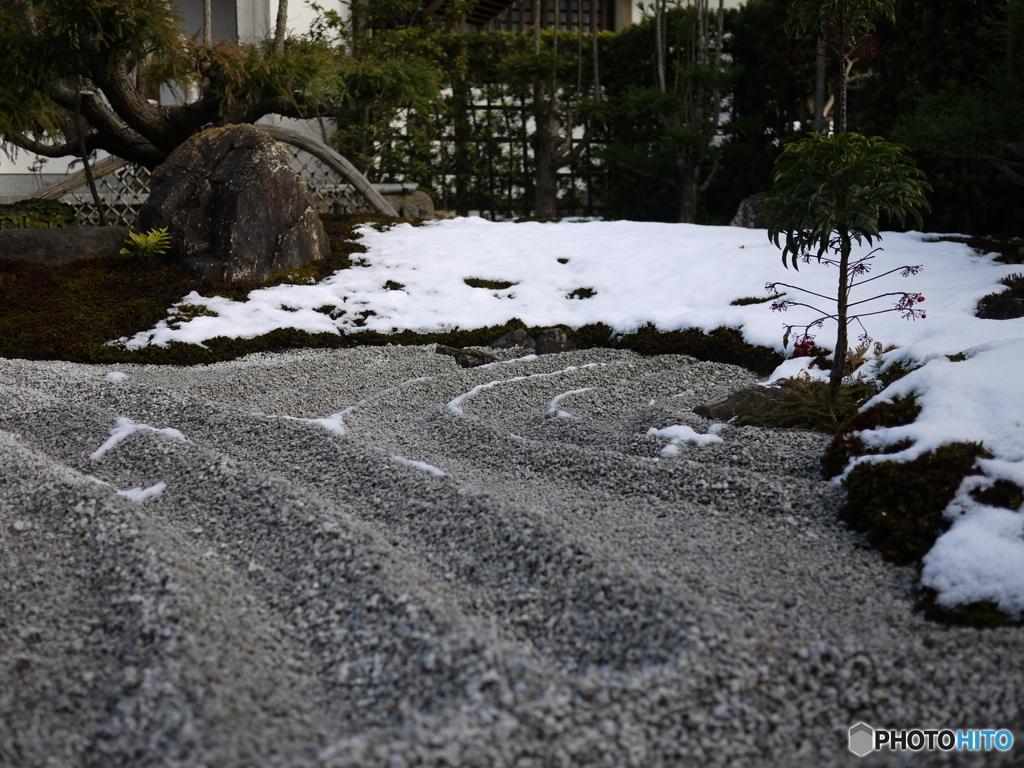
[731,377,878,433]
[928,234,1024,265]
[970,478,1024,510]
[976,272,1024,317]
[599,324,784,377]
[821,395,922,479]
[0,253,198,363]
[916,589,1024,629]
[840,442,990,565]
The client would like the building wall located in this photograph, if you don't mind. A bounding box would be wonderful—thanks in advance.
[485,0,747,33]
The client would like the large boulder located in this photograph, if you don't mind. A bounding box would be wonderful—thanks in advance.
[138,124,329,284]
[0,225,129,267]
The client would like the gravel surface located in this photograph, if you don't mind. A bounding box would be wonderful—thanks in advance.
[1,345,1021,767]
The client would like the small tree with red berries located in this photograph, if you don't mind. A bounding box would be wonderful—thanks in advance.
[764,132,931,399]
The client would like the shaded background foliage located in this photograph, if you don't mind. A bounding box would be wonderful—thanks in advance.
[342,0,1018,236]
[858,0,1023,236]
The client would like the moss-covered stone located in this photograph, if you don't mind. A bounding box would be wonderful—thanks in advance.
[840,442,990,565]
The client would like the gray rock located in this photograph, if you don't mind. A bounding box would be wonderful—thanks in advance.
[490,329,536,351]
[978,297,1024,320]
[137,124,329,284]
[536,328,576,355]
[693,384,787,421]
[435,345,496,368]
[381,190,435,219]
[729,194,768,229]
[0,225,129,266]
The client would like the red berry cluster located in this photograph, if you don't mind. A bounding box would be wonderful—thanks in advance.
[793,340,815,357]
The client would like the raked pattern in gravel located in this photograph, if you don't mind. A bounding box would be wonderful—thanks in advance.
[1,345,1021,768]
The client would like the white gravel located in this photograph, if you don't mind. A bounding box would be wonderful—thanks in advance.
[1,345,1021,767]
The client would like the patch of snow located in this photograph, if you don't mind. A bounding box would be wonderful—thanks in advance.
[647,424,724,457]
[391,456,447,477]
[546,388,592,419]
[117,481,167,502]
[90,417,186,460]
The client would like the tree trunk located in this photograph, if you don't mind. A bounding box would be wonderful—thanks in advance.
[453,77,471,216]
[654,0,666,93]
[830,233,852,398]
[678,162,698,223]
[532,81,559,218]
[203,0,212,43]
[837,53,847,133]
[76,87,109,226]
[274,0,288,54]
[814,37,827,133]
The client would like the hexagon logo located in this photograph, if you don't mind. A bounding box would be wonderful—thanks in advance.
[849,722,875,757]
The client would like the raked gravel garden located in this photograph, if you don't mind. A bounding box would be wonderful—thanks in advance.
[2,217,1023,766]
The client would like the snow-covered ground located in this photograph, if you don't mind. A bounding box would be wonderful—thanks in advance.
[113,217,1024,615]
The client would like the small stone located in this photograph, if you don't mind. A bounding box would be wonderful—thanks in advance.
[435,345,496,368]
[536,328,576,355]
[491,329,536,350]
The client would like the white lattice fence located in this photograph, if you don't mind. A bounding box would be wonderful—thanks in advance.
[55,162,152,227]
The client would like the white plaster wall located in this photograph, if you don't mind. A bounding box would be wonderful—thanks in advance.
[267,0,348,37]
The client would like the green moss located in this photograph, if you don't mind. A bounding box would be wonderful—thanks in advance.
[464,277,517,290]
[610,324,785,377]
[383,280,406,291]
[0,199,77,230]
[915,589,1023,629]
[0,253,199,363]
[946,352,968,362]
[0,212,412,365]
[970,478,1024,510]
[976,272,1024,317]
[566,287,596,299]
[350,318,535,350]
[841,442,990,565]
[876,358,922,388]
[92,329,353,366]
[732,377,878,433]
[926,234,1024,265]
[821,395,922,479]
[729,294,783,306]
